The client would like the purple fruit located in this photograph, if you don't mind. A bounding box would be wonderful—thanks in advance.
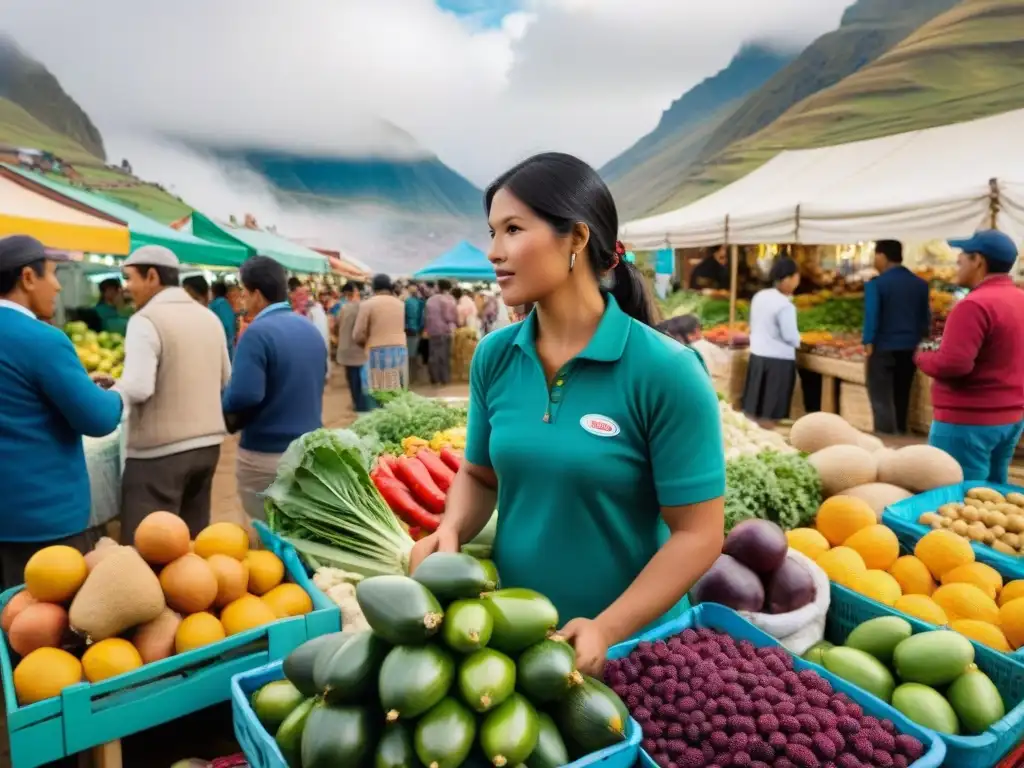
[872,751,894,768]
[811,732,837,760]
[690,554,766,612]
[723,519,788,574]
[785,743,821,768]
[895,735,924,760]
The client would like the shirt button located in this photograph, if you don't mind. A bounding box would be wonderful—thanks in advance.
[555,379,564,386]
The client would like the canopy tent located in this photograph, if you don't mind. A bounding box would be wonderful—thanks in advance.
[621,109,1024,250]
[0,167,130,254]
[4,165,249,267]
[414,241,495,281]
[189,213,329,273]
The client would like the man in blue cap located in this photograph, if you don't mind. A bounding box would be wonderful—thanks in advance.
[0,235,124,588]
[915,230,1024,484]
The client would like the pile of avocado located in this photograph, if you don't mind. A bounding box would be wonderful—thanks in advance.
[804,616,1007,736]
[249,553,630,768]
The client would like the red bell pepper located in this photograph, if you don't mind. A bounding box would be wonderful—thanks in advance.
[416,449,455,493]
[374,475,441,531]
[439,446,462,473]
[394,457,446,515]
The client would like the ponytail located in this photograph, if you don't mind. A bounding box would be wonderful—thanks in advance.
[608,258,656,326]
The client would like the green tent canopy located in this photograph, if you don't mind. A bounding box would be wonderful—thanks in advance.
[3,165,249,268]
[190,213,329,274]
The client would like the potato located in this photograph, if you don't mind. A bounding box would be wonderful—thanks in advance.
[1006,515,1024,534]
[1006,492,1024,507]
[983,530,996,545]
[1001,532,1021,549]
[960,506,982,523]
[991,525,1006,539]
[967,522,988,541]
[918,512,941,527]
[992,540,1017,555]
[938,517,953,529]
[939,505,961,520]
[995,503,1022,516]
[968,487,1005,503]
[951,520,969,536]
[985,510,1009,529]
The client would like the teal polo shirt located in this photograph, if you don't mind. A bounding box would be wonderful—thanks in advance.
[465,295,725,631]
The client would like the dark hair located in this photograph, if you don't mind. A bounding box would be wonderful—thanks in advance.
[768,258,799,284]
[372,273,392,293]
[99,278,121,295]
[875,240,903,264]
[657,314,701,343]
[982,255,1014,275]
[343,281,363,294]
[211,281,228,299]
[451,287,464,300]
[437,279,452,292]
[485,152,654,325]
[183,275,209,297]
[240,256,288,303]
[287,277,302,292]
[0,260,44,295]
[134,264,180,287]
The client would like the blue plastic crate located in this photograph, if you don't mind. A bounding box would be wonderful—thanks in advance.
[825,582,1024,768]
[232,660,642,768]
[607,602,946,768]
[0,539,339,768]
[882,481,1024,580]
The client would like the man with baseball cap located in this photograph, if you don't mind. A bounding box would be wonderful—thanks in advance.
[117,245,231,542]
[915,229,1024,484]
[0,235,124,588]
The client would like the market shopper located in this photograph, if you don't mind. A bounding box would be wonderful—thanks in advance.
[353,273,409,394]
[424,278,457,384]
[863,240,931,435]
[209,281,239,359]
[117,246,232,541]
[688,246,730,290]
[742,258,802,423]
[0,236,124,588]
[916,230,1024,484]
[409,152,726,675]
[223,257,327,520]
[182,274,210,306]
[336,281,373,413]
[94,277,129,334]
[404,281,426,382]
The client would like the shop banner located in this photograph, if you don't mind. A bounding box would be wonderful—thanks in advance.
[655,248,674,275]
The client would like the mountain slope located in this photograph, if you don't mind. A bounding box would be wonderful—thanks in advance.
[0,36,105,159]
[602,45,794,218]
[654,0,1024,213]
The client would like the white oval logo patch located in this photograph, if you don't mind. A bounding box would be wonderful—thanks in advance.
[580,414,620,437]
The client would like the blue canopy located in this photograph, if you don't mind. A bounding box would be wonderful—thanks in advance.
[414,241,495,281]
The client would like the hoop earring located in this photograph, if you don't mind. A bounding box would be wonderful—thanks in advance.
[569,252,576,271]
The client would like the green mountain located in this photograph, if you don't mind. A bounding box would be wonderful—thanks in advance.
[655,0,1024,213]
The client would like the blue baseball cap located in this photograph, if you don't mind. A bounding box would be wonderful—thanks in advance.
[948,229,1018,266]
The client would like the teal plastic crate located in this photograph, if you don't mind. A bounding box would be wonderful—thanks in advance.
[0,539,339,768]
[826,582,1024,768]
[882,481,1024,580]
[231,660,642,768]
[608,602,946,768]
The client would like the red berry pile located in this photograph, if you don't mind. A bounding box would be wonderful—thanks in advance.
[604,628,926,768]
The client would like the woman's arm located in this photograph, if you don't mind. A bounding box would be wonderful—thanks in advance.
[779,302,802,348]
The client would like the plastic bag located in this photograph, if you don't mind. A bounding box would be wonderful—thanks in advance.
[84,426,125,528]
[737,549,831,655]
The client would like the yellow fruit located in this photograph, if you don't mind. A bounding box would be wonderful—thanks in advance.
[914,529,975,579]
[82,638,143,683]
[940,562,1003,601]
[175,612,226,653]
[220,595,277,636]
[816,546,867,588]
[950,619,1011,652]
[13,647,83,704]
[262,583,313,618]
[786,528,831,561]
[246,551,285,596]
[843,524,900,571]
[893,594,948,625]
[850,570,902,606]
[815,496,877,546]
[24,546,88,603]
[1000,580,1024,607]
[193,523,249,561]
[1001,598,1024,649]
[932,583,1000,624]
[888,556,935,596]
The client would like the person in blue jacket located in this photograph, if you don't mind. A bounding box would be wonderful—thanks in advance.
[408,153,726,676]
[0,236,124,588]
[209,281,239,359]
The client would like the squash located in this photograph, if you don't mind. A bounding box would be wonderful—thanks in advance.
[480,693,539,768]
[283,631,353,696]
[441,599,493,654]
[412,553,496,603]
[808,444,878,497]
[376,722,417,768]
[556,676,628,754]
[315,631,390,704]
[69,546,165,642]
[789,412,863,453]
[878,445,964,493]
[525,712,570,768]
[516,638,582,703]
[380,644,455,721]
[457,648,516,713]
[414,698,476,768]
[276,698,316,768]
[842,483,913,518]
[356,575,444,645]
[300,703,374,768]
[481,589,558,654]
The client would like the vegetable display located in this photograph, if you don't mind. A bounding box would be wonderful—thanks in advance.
[604,625,926,767]
[724,451,822,533]
[5,515,305,706]
[804,616,1007,736]
[247,554,630,768]
[351,392,468,456]
[917,486,1024,557]
[719,400,794,460]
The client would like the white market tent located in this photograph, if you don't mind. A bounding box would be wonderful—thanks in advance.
[620,109,1024,249]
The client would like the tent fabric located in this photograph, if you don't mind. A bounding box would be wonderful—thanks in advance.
[620,109,1024,249]
[0,171,130,255]
[3,165,249,267]
[414,241,495,281]
[190,213,328,274]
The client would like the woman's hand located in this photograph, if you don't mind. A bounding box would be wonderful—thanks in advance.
[408,527,460,573]
[560,618,612,677]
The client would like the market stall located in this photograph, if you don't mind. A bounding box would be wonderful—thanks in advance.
[413,241,495,282]
[186,213,330,274]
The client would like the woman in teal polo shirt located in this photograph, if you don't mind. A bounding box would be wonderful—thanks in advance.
[409,153,726,675]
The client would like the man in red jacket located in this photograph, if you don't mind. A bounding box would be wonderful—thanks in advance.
[915,230,1023,484]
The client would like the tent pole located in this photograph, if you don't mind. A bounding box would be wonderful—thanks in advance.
[728,244,739,331]
[989,178,1000,228]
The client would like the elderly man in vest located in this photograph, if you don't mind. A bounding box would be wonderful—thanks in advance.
[115,246,231,542]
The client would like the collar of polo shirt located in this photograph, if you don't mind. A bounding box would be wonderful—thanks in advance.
[511,294,632,363]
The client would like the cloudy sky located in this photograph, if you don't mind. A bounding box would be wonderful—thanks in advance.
[2,0,853,186]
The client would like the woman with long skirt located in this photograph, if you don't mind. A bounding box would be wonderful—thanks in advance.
[742,257,802,424]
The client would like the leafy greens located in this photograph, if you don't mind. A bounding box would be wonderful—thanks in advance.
[724,451,822,532]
